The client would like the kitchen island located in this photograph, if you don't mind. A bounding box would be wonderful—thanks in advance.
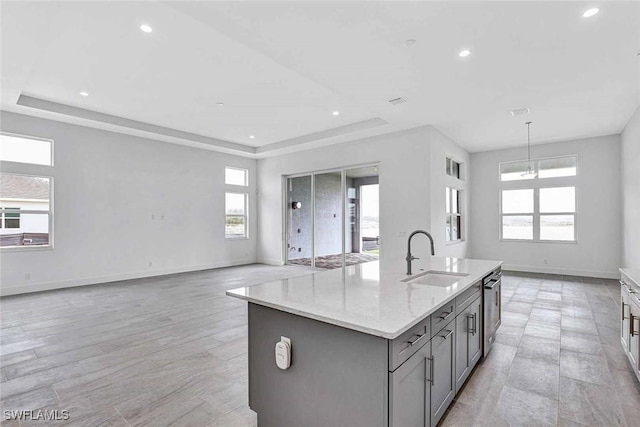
[227,257,502,427]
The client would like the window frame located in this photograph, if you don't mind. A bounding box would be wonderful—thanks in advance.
[225,191,249,240]
[0,172,54,251]
[224,166,249,187]
[445,187,463,244]
[499,155,577,182]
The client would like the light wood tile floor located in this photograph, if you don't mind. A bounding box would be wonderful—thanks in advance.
[2,267,639,426]
[1,264,314,426]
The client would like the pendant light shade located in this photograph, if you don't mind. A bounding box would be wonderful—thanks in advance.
[521,121,537,178]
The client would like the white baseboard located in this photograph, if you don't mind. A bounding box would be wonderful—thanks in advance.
[258,258,285,266]
[0,259,256,297]
[502,263,619,279]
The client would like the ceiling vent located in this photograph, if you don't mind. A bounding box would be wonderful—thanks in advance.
[388,97,407,106]
[510,107,530,117]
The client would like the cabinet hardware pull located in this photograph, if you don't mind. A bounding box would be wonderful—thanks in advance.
[440,329,453,340]
[466,314,477,335]
[632,314,639,337]
[407,333,426,346]
[427,356,434,386]
[438,311,453,321]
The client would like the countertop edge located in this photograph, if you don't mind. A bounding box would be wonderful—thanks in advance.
[620,268,640,287]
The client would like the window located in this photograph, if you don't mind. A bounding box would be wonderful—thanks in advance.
[500,156,576,181]
[0,133,52,166]
[500,187,576,242]
[499,155,577,242]
[225,167,248,186]
[0,174,52,247]
[540,187,575,241]
[225,192,248,239]
[446,187,462,242]
[446,157,461,179]
[1,208,20,229]
[501,189,534,240]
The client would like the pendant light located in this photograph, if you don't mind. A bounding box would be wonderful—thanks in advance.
[521,121,537,178]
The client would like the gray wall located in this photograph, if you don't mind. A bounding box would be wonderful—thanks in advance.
[621,105,640,269]
[0,111,257,295]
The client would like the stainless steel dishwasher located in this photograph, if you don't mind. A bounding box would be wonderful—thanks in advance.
[483,268,502,357]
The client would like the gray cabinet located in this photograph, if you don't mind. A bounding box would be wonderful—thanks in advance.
[620,272,640,384]
[455,296,481,391]
[389,341,431,427]
[430,320,455,426]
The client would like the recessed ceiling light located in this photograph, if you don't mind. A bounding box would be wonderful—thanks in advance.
[216,102,224,107]
[404,39,417,47]
[79,91,89,97]
[459,49,471,58]
[249,135,255,139]
[582,8,599,18]
[140,24,153,33]
[332,111,340,116]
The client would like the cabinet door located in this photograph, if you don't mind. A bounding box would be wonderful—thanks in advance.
[468,297,482,367]
[431,322,455,427]
[621,286,630,352]
[455,298,482,393]
[455,308,470,392]
[389,342,431,427]
[629,299,640,370]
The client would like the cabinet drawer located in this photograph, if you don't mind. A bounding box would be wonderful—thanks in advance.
[389,316,431,372]
[455,281,482,313]
[431,301,456,338]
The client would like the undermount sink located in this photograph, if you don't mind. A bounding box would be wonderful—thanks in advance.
[402,271,469,287]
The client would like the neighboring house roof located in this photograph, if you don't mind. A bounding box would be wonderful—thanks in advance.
[0,174,49,200]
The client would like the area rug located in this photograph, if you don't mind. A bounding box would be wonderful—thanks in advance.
[288,253,379,269]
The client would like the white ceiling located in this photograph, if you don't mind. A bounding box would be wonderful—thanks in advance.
[1,1,638,157]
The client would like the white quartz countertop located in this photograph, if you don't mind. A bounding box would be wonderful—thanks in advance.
[621,268,640,287]
[226,257,502,339]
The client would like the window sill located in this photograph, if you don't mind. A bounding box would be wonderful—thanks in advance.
[225,236,250,241]
[500,239,577,244]
[445,239,465,246]
[1,245,53,252]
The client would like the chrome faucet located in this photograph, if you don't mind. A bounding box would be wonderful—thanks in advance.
[406,230,435,275]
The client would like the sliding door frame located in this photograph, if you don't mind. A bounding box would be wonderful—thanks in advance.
[283,162,379,269]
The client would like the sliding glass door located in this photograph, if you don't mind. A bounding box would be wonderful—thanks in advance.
[285,165,379,270]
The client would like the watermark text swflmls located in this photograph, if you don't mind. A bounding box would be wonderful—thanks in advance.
[3,409,70,421]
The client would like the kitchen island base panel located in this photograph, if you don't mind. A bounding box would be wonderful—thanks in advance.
[248,303,389,427]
